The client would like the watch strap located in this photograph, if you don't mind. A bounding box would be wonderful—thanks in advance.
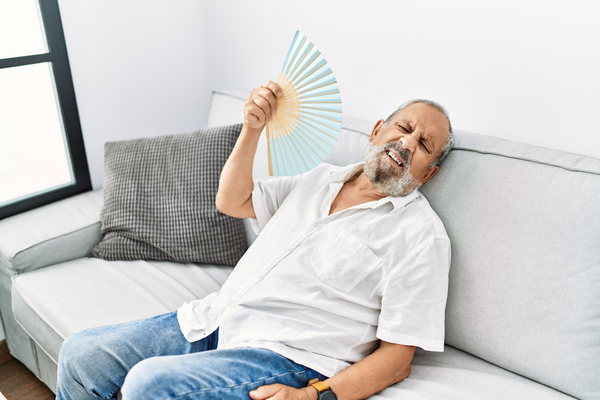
[308,379,330,393]
[308,378,337,400]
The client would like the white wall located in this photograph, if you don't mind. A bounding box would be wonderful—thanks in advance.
[202,0,600,158]
[56,0,600,190]
[58,0,210,189]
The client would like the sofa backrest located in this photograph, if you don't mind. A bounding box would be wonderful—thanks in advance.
[423,131,600,399]
[207,90,600,400]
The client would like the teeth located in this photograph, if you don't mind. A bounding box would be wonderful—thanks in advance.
[386,150,403,167]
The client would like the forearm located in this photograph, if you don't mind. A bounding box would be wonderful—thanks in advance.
[319,342,415,400]
[216,124,262,218]
[249,342,414,400]
[216,81,281,219]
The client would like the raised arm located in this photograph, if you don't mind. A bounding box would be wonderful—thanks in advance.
[215,81,282,219]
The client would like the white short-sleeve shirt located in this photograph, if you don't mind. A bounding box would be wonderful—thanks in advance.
[178,162,451,377]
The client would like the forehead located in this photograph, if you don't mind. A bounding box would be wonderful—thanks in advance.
[392,103,449,143]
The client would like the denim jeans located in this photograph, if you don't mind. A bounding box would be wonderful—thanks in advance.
[56,311,326,400]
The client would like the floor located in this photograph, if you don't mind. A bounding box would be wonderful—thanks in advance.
[0,340,55,400]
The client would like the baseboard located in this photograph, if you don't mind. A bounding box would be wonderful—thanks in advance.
[0,340,13,367]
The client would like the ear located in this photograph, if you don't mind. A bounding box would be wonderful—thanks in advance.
[420,165,440,185]
[368,119,386,143]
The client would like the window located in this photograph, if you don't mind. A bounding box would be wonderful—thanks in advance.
[0,0,90,219]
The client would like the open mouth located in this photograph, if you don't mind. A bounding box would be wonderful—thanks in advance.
[386,150,404,168]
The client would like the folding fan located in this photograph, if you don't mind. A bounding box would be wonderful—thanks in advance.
[265,30,342,176]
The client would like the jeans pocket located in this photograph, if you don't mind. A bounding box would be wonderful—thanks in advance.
[308,229,380,292]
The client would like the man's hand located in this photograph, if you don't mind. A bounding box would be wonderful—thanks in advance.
[244,81,283,130]
[249,384,317,400]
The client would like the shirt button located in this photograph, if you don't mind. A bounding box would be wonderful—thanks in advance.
[314,222,322,229]
[286,246,293,253]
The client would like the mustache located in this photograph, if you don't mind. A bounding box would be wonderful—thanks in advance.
[379,143,410,168]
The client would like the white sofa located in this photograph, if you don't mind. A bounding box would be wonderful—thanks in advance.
[0,90,599,399]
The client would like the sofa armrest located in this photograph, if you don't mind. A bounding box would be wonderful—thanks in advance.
[0,189,103,277]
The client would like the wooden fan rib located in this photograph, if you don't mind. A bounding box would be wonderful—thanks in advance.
[275,102,301,122]
[289,129,320,167]
[294,123,331,157]
[274,135,289,176]
[293,59,327,86]
[302,106,342,114]
[297,81,338,96]
[297,119,338,147]
[267,117,286,139]
[299,90,340,99]
[291,51,321,83]
[280,31,300,74]
[295,124,329,156]
[268,100,296,173]
[278,81,297,95]
[288,43,314,82]
[270,106,302,138]
[281,131,310,173]
[294,69,331,92]
[284,37,306,76]
[299,113,342,132]
[280,134,300,175]
[301,110,343,124]
[271,105,302,173]
[269,137,279,176]
[297,117,339,142]
[276,136,294,174]
[291,56,321,87]
[301,100,342,104]
[270,71,302,139]
[266,125,274,176]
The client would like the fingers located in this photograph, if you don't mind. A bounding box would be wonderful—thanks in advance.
[262,80,283,99]
[244,81,283,129]
[255,82,281,119]
[249,383,283,399]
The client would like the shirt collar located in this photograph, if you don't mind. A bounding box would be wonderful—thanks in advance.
[327,162,421,213]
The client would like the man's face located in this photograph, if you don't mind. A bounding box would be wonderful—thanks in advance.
[364,103,450,196]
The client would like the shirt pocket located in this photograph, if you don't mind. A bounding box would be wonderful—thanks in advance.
[308,228,381,293]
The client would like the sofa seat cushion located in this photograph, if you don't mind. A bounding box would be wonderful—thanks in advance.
[11,257,233,363]
[374,346,575,400]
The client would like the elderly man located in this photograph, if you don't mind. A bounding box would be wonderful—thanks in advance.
[56,81,453,400]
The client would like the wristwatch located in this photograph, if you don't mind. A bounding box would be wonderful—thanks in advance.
[307,378,337,400]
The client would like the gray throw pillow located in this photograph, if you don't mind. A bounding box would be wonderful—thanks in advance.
[88,123,247,266]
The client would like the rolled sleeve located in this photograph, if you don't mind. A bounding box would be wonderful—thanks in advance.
[251,174,303,233]
[377,237,451,352]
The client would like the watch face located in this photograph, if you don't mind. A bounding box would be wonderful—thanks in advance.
[320,390,337,400]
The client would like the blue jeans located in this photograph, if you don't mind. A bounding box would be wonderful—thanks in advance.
[56,311,326,400]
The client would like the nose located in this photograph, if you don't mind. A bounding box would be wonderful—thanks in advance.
[399,135,417,152]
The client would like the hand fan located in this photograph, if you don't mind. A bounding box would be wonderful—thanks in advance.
[266,30,342,176]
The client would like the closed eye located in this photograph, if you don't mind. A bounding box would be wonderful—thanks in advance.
[420,140,431,154]
[396,123,408,133]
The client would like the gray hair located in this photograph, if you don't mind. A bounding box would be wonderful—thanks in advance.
[384,99,454,168]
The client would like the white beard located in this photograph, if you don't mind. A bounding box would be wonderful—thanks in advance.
[363,142,421,197]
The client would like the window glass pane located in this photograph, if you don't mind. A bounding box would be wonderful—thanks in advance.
[0,0,48,59]
[0,62,74,206]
